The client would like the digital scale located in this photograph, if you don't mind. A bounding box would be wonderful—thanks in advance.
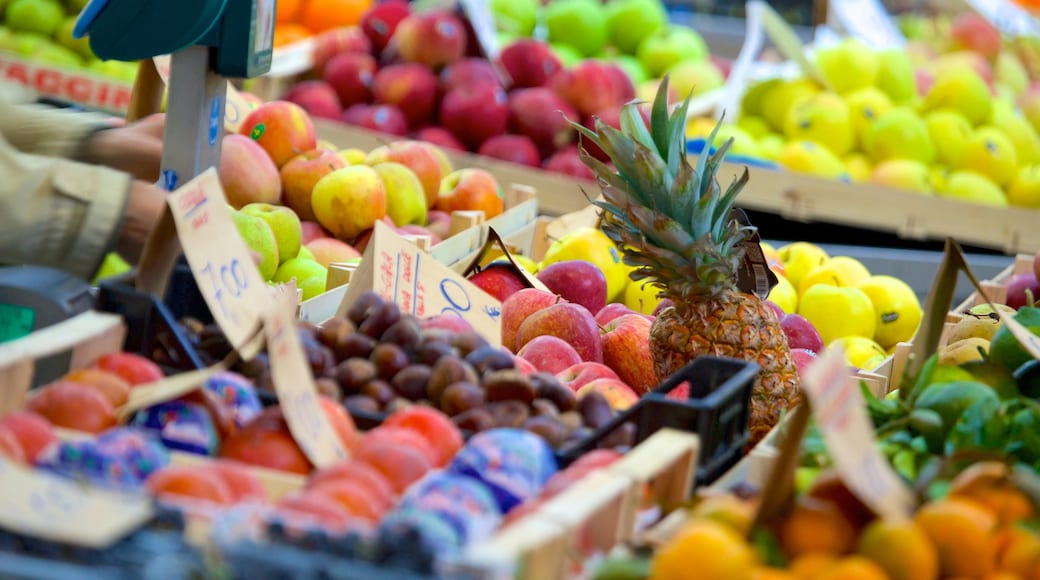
[0,0,273,380]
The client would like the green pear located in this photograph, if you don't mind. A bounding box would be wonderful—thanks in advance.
[55,16,92,59]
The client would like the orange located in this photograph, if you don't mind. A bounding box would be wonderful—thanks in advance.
[308,479,385,521]
[915,496,999,578]
[308,460,395,511]
[690,493,759,536]
[650,520,757,580]
[64,368,131,407]
[788,553,838,579]
[382,406,462,468]
[816,556,889,580]
[274,23,313,48]
[354,439,433,494]
[276,492,358,531]
[276,0,302,23]
[93,352,163,386]
[208,460,268,503]
[855,519,938,580]
[26,381,117,434]
[146,466,235,506]
[950,462,1036,524]
[751,567,797,579]
[298,0,372,34]
[780,497,857,558]
[997,526,1040,578]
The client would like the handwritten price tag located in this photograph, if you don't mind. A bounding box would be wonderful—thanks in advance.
[338,221,503,346]
[266,290,349,468]
[800,346,916,521]
[167,169,269,357]
[828,0,905,48]
[966,0,1039,36]
[0,457,153,548]
[459,0,500,60]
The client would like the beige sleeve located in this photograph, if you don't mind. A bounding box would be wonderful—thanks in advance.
[0,131,131,281]
[0,84,115,160]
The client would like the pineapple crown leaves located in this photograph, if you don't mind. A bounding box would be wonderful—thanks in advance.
[568,76,756,295]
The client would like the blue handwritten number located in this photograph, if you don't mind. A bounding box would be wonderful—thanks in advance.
[201,259,250,324]
[439,279,471,318]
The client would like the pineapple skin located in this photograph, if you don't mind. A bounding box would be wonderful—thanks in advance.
[649,290,801,447]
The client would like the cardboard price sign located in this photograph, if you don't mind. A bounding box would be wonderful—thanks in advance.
[827,0,905,49]
[0,457,153,548]
[166,169,269,358]
[462,227,550,293]
[965,0,1039,37]
[266,290,349,468]
[800,346,916,522]
[337,221,503,347]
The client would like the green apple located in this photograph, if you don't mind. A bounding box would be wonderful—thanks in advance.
[760,78,819,132]
[496,31,516,49]
[956,126,1019,187]
[843,87,893,149]
[741,78,781,118]
[757,134,785,161]
[925,109,973,167]
[1008,165,1040,207]
[55,16,93,59]
[490,0,539,37]
[272,256,327,286]
[777,140,849,180]
[544,0,607,57]
[938,171,1008,207]
[782,92,855,156]
[737,115,771,139]
[36,42,83,68]
[990,101,1040,165]
[667,59,724,99]
[549,42,583,67]
[869,159,934,194]
[636,26,707,78]
[875,50,916,104]
[615,54,648,86]
[0,26,14,52]
[66,0,90,13]
[863,106,935,164]
[604,0,667,55]
[843,153,872,182]
[372,161,427,227]
[12,32,49,56]
[922,68,992,126]
[813,38,878,94]
[299,273,329,301]
[6,0,65,36]
[712,125,762,158]
[240,202,303,266]
[996,52,1029,96]
[231,210,279,280]
[297,246,316,261]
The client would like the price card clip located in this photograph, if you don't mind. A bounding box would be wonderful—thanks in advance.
[462,227,550,293]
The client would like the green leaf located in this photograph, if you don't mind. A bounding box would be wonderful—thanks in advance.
[945,396,1007,455]
[619,101,655,151]
[666,96,692,179]
[650,75,672,157]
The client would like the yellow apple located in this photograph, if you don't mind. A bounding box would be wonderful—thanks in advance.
[956,126,1019,186]
[311,166,388,241]
[372,162,427,226]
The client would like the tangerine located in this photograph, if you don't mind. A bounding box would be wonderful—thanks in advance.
[915,496,998,578]
[308,460,395,510]
[274,23,312,48]
[360,426,439,466]
[354,439,433,494]
[690,492,758,536]
[276,492,358,532]
[0,425,26,464]
[26,381,116,434]
[146,466,235,506]
[816,556,889,580]
[298,0,372,34]
[319,395,359,453]
[382,406,462,467]
[789,553,839,579]
[751,567,797,580]
[93,352,164,386]
[276,0,301,22]
[650,520,757,580]
[64,369,131,407]
[208,460,268,503]
[855,519,938,580]
[308,478,384,521]
[996,526,1040,578]
[780,497,857,558]
[220,420,312,475]
[0,411,57,462]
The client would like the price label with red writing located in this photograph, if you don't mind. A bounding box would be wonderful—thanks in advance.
[337,222,503,346]
[0,457,153,548]
[167,169,268,357]
[266,290,349,468]
[800,346,916,521]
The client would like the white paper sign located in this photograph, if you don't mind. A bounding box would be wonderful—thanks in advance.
[966,0,1040,37]
[800,346,916,521]
[828,0,906,48]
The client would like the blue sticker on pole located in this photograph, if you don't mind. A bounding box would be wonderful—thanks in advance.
[209,95,222,146]
[73,0,110,38]
[161,169,178,191]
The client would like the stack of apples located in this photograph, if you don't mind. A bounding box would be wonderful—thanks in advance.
[0,0,138,81]
[691,13,1040,209]
[278,0,726,181]
[219,98,506,300]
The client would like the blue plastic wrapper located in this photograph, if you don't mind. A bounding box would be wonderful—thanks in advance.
[130,401,220,455]
[448,429,557,514]
[378,507,464,556]
[37,427,170,490]
[401,471,502,545]
[204,371,261,428]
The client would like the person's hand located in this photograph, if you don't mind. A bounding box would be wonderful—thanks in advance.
[114,180,167,263]
[82,114,165,183]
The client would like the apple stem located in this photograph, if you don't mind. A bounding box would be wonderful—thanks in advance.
[1028,288,1036,308]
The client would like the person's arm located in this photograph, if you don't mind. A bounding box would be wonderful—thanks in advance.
[0,84,115,160]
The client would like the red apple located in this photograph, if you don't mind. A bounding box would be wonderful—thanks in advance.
[594,303,635,326]
[543,145,595,181]
[1006,272,1040,309]
[518,335,583,374]
[764,300,785,319]
[512,355,537,376]
[555,362,620,392]
[393,10,467,69]
[218,134,281,209]
[501,288,563,351]
[323,52,377,109]
[416,126,467,151]
[435,168,503,217]
[238,101,318,168]
[601,62,635,104]
[439,82,509,150]
[420,314,474,334]
[468,263,528,302]
[372,64,439,128]
[361,0,410,54]
[711,54,733,79]
[280,148,348,222]
[779,314,825,354]
[601,314,657,394]
[536,260,608,315]
[477,134,541,167]
[508,87,578,158]
[915,69,935,95]
[950,12,1001,60]
[499,39,562,88]
[312,26,373,75]
[306,238,360,268]
[283,80,343,121]
[396,224,442,245]
[667,381,690,401]
[301,221,331,244]
[576,378,639,411]
[366,141,444,208]
[425,210,451,240]
[342,104,410,136]
[790,348,818,378]
[441,58,500,92]
[551,61,627,117]
[652,299,674,316]
[516,302,603,362]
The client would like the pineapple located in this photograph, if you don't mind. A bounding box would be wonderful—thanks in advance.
[572,78,800,445]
